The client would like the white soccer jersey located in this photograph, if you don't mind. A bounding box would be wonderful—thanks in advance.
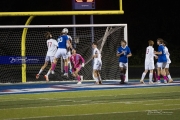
[164,46,171,63]
[67,35,72,41]
[46,39,58,56]
[145,46,154,63]
[93,48,102,63]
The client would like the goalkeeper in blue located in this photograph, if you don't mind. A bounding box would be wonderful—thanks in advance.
[117,40,132,84]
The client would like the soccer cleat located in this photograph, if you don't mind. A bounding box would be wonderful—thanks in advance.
[140,79,145,84]
[69,69,72,74]
[63,73,68,77]
[149,81,154,84]
[95,82,99,85]
[164,80,167,84]
[44,75,49,82]
[156,80,161,84]
[120,81,125,84]
[77,81,82,85]
[168,79,173,83]
[51,71,55,74]
[36,74,40,79]
[99,80,102,85]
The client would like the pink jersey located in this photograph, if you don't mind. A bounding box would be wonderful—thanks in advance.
[70,54,85,68]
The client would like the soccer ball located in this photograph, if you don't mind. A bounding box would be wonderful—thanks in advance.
[62,28,68,34]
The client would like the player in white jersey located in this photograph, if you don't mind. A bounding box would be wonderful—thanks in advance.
[92,42,102,84]
[67,35,73,73]
[163,41,173,83]
[140,40,157,84]
[36,32,58,79]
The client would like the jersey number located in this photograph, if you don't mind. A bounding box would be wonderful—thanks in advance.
[58,37,63,43]
[146,49,149,54]
[48,42,52,47]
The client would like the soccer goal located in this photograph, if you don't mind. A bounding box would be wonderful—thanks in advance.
[0,24,128,83]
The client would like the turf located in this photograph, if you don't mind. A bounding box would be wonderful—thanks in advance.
[0,86,180,120]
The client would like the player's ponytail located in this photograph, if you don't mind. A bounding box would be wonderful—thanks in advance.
[44,32,52,39]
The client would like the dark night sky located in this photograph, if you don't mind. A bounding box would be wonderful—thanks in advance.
[0,0,179,54]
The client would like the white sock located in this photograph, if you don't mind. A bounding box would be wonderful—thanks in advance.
[149,73,153,82]
[141,73,146,80]
[93,74,99,82]
[46,70,51,76]
[98,75,102,81]
[38,69,43,75]
[68,62,72,69]
[167,74,172,80]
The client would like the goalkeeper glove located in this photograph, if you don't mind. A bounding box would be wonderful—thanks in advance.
[82,63,85,67]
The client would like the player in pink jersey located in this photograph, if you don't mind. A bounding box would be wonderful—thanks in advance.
[70,49,85,84]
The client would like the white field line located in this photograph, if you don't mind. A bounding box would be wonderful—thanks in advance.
[0,98,180,110]
[164,104,180,106]
[1,91,180,102]
[3,108,180,120]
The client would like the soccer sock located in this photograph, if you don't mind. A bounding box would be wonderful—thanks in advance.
[120,73,125,82]
[46,70,51,76]
[149,73,153,82]
[68,62,72,69]
[38,69,43,75]
[153,72,157,81]
[98,74,102,81]
[64,66,68,73]
[141,73,146,80]
[167,74,172,80]
[163,76,168,81]
[93,74,99,82]
[51,63,57,71]
[76,75,81,82]
[158,76,160,81]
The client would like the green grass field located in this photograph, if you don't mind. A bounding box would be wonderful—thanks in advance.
[0,86,180,120]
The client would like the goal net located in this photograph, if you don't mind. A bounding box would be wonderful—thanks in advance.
[0,24,128,83]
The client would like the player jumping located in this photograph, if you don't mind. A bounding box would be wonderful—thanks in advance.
[44,28,72,81]
[154,38,168,84]
[70,49,85,84]
[163,41,173,83]
[117,40,132,84]
[92,42,102,84]
[140,40,157,84]
[36,32,58,79]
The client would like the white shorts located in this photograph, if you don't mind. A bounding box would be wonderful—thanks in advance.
[119,62,128,69]
[157,62,167,69]
[145,62,154,70]
[55,48,68,59]
[93,61,102,70]
[45,56,54,63]
[67,51,71,58]
[165,63,170,68]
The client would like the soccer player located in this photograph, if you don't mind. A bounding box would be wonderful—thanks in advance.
[70,49,85,84]
[44,28,72,81]
[117,40,132,84]
[163,41,173,83]
[36,32,58,79]
[140,40,157,84]
[154,38,168,84]
[92,42,102,84]
[67,35,73,73]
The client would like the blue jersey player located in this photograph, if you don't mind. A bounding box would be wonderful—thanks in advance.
[117,40,132,84]
[44,28,72,81]
[154,38,168,84]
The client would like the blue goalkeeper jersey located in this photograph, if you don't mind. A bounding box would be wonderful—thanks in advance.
[57,35,68,49]
[117,46,131,63]
[157,44,167,62]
